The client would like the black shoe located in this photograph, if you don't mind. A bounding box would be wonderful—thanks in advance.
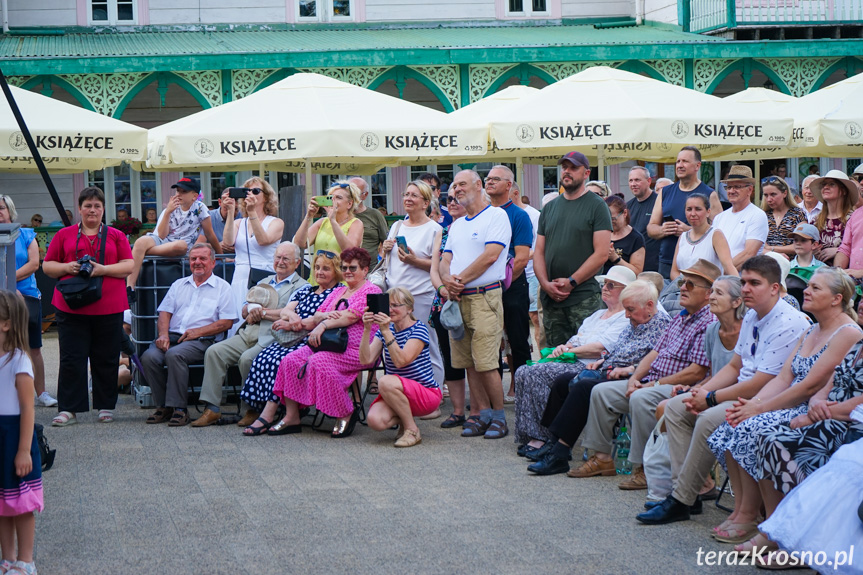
[527,451,571,475]
[643,496,702,515]
[524,442,552,462]
[517,444,528,457]
[636,495,691,525]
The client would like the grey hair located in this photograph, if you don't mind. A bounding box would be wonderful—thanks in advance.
[655,177,673,190]
[456,169,482,186]
[491,165,515,182]
[277,240,301,260]
[0,195,17,222]
[629,166,651,180]
[189,242,215,259]
[802,174,819,190]
[714,275,746,320]
[620,280,658,308]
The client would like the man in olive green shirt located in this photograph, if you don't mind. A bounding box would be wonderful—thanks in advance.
[350,176,388,258]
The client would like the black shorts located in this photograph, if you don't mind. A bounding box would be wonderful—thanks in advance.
[23,295,42,350]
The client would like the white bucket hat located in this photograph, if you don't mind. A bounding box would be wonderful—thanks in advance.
[595,265,637,287]
[763,251,791,292]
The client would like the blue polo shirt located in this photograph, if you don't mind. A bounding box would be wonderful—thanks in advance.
[500,200,533,258]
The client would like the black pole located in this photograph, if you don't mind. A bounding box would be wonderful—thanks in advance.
[0,67,71,227]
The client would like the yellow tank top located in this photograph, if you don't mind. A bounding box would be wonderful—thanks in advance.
[311,216,356,285]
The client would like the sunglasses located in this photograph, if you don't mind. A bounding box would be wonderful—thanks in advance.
[340,265,360,272]
[677,277,711,291]
[852,174,863,183]
[762,177,787,190]
[247,187,262,195]
[334,183,351,190]
[32,218,42,223]
[316,250,336,259]
[751,325,759,356]
[602,281,623,290]
[446,196,458,204]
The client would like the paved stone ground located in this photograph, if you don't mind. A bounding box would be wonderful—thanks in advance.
[31,332,775,575]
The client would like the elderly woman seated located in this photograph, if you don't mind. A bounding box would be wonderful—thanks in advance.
[239,250,341,435]
[359,287,442,448]
[524,280,672,474]
[269,247,381,438]
[513,266,635,456]
[705,267,862,563]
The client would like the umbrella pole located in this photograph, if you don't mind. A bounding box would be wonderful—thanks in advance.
[0,68,70,227]
[597,146,606,182]
[754,161,761,204]
[515,157,524,197]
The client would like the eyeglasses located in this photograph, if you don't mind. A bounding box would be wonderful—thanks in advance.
[610,212,624,220]
[340,265,360,272]
[852,174,863,183]
[246,187,262,195]
[485,176,509,184]
[677,277,711,290]
[446,196,458,204]
[750,326,759,356]
[316,250,336,259]
[390,303,407,308]
[726,184,752,191]
[602,281,623,290]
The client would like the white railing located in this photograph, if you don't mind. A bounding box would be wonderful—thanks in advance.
[689,0,863,33]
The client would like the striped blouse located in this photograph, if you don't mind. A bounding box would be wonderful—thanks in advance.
[375,320,437,388]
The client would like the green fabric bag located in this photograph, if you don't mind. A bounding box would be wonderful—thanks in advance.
[526,347,578,366]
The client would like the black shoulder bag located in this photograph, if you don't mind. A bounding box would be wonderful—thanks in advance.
[56,223,108,309]
[246,218,274,289]
[309,298,349,353]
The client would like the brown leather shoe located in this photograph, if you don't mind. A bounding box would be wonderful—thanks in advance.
[566,455,616,478]
[190,408,221,428]
[237,410,260,427]
[619,467,648,490]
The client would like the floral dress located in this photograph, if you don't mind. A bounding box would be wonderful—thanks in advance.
[512,310,671,445]
[708,324,861,478]
[756,340,863,494]
[272,281,381,418]
[239,284,335,412]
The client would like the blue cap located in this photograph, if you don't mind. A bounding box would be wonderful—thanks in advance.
[790,222,819,241]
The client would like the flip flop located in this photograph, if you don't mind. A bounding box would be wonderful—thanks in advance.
[243,417,273,436]
[714,521,761,544]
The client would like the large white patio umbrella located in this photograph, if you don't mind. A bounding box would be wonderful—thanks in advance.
[783,72,863,157]
[489,67,794,166]
[147,73,488,171]
[0,84,147,173]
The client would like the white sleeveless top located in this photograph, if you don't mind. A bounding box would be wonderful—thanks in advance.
[676,227,723,272]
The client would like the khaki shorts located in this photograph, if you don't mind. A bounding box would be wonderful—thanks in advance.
[450,289,504,373]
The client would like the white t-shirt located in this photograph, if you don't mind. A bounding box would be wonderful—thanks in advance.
[386,219,442,297]
[566,308,629,364]
[712,202,768,259]
[0,350,33,415]
[444,205,512,288]
[734,298,810,381]
[523,204,540,279]
[157,200,211,245]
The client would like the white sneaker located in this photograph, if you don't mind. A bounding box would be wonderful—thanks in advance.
[35,392,58,407]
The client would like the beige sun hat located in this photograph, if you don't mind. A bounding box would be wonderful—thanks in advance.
[245,283,279,310]
[809,169,859,206]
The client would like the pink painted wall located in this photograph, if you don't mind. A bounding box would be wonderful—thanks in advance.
[160,172,179,209]
[391,166,408,215]
[522,164,541,207]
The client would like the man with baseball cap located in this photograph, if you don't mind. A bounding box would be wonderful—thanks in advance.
[788,222,824,269]
[533,151,612,347]
[571,259,718,489]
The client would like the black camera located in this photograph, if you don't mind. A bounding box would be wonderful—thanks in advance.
[77,255,94,278]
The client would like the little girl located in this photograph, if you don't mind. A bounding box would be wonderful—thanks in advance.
[0,291,42,575]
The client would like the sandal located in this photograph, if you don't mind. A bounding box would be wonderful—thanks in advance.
[146,407,173,424]
[167,410,190,427]
[394,428,421,448]
[98,409,114,423]
[461,416,489,437]
[714,521,761,544]
[367,378,379,395]
[483,419,508,439]
[242,417,273,436]
[711,518,736,537]
[51,411,77,427]
[734,533,777,554]
[440,413,466,429]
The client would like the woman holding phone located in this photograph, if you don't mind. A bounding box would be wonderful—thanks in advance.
[293,181,364,285]
[381,180,444,388]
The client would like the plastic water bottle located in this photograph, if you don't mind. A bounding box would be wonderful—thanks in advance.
[615,426,632,475]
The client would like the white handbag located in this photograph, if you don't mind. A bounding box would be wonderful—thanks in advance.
[643,415,672,502]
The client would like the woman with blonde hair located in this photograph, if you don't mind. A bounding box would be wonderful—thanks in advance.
[360,286,441,447]
[761,176,807,257]
[223,176,286,325]
[382,179,444,387]
[293,180,364,285]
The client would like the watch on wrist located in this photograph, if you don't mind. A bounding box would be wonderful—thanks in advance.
[569,277,578,290]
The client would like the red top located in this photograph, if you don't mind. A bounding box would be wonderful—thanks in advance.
[45,224,133,315]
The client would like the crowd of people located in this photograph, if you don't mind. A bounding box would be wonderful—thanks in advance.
[2,147,863,573]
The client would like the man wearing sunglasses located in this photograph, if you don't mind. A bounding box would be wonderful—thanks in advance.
[639,256,808,524]
[572,259,718,486]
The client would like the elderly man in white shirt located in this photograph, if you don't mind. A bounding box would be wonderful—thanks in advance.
[141,243,238,427]
[712,166,768,269]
